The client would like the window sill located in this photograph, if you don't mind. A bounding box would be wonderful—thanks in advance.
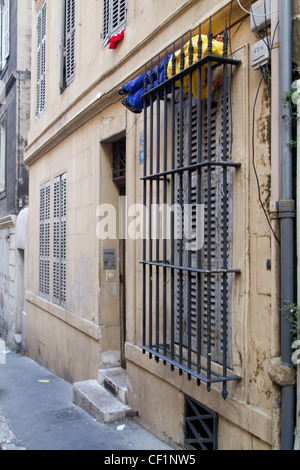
[25,290,100,341]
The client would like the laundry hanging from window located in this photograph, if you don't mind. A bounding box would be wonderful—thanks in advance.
[119,34,224,113]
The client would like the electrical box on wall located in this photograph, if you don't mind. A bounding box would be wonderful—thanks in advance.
[250,0,272,32]
[251,37,270,69]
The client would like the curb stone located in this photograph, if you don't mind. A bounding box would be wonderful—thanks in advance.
[0,412,26,450]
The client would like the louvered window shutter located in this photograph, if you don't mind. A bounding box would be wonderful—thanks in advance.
[65,0,75,86]
[1,0,9,69]
[102,0,110,47]
[53,174,67,307]
[61,173,67,306]
[175,88,233,368]
[53,176,61,304]
[39,181,50,299]
[102,0,126,47]
[111,0,126,33]
[36,1,46,117]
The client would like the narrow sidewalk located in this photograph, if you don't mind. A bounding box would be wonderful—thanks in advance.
[0,349,172,451]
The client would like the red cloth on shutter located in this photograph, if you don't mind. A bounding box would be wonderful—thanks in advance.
[109,29,124,49]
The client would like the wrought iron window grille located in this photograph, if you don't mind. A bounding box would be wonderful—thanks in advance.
[140,18,241,399]
[112,137,126,186]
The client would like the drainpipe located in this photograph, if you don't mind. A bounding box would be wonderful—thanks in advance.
[270,0,281,450]
[279,0,295,450]
[295,78,300,450]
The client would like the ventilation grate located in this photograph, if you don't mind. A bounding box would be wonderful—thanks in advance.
[184,396,218,450]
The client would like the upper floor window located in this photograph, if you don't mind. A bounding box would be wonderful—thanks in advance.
[60,0,76,91]
[36,1,47,118]
[102,0,127,47]
[0,0,10,71]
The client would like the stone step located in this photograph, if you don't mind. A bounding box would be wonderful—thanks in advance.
[98,367,128,405]
[73,379,137,424]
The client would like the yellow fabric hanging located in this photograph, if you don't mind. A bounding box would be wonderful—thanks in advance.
[167,35,224,99]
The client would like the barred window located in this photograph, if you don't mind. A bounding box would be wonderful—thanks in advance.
[102,0,127,47]
[53,173,67,307]
[36,0,47,117]
[39,181,51,299]
[174,88,233,369]
[141,20,241,398]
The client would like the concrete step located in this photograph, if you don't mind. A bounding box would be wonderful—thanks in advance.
[98,367,128,405]
[73,379,137,424]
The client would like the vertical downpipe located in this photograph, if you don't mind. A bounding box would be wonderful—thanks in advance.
[295,78,300,450]
[270,0,282,450]
[279,0,295,450]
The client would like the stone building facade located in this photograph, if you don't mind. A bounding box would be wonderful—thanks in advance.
[24,0,297,450]
[0,0,31,349]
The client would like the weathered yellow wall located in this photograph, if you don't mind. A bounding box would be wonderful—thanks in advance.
[123,13,276,449]
[26,114,101,381]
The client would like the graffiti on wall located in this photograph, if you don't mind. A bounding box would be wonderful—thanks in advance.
[69,253,93,320]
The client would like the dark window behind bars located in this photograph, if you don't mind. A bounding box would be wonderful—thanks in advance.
[141,19,241,399]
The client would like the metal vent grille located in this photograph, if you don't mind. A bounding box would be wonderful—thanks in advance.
[185,396,218,450]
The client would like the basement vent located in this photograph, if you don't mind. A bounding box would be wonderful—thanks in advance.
[184,396,218,450]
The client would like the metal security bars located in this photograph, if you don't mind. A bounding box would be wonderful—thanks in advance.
[141,19,241,398]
